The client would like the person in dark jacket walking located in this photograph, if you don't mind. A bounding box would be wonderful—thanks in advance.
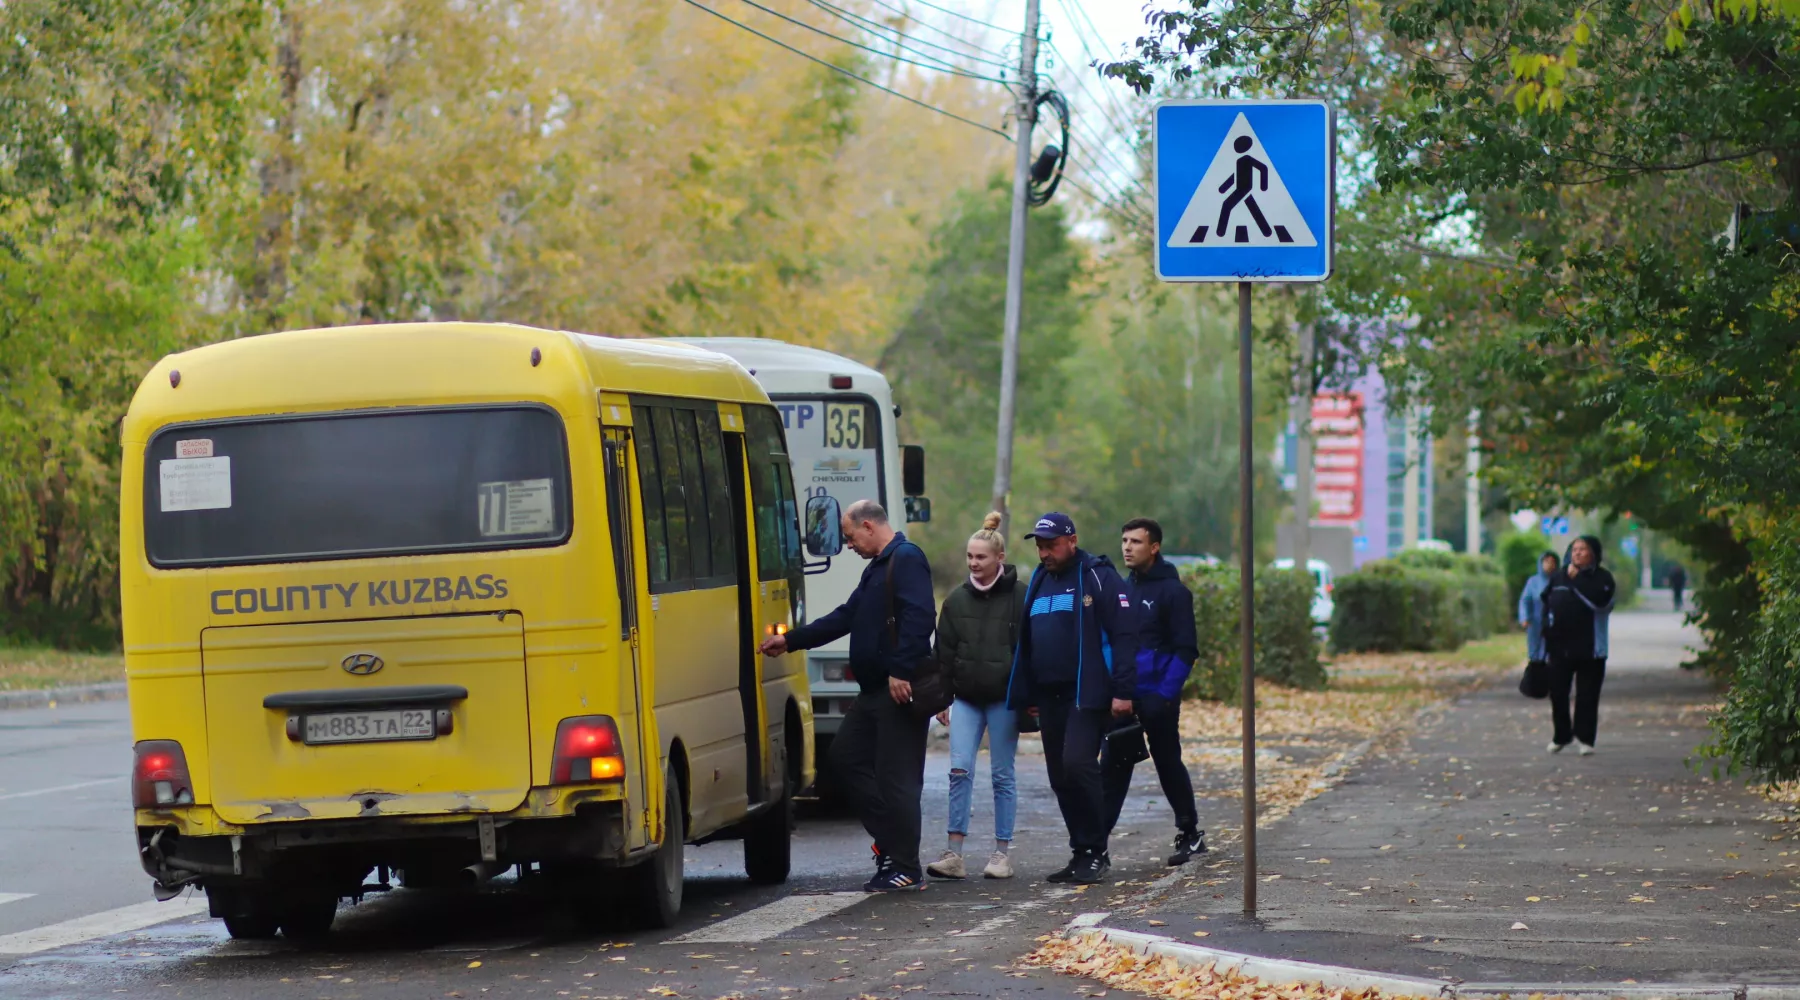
[760,499,935,892]
[1101,518,1206,865]
[1005,512,1139,884]
[926,512,1029,881]
[1542,535,1615,756]
[1667,563,1687,612]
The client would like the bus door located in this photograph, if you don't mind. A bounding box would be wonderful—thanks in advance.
[722,427,765,804]
[602,429,653,841]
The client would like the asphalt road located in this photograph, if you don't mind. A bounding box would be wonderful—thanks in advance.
[0,699,1207,1000]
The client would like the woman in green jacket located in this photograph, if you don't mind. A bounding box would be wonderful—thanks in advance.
[926,512,1030,880]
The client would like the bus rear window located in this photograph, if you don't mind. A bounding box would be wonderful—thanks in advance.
[144,406,570,567]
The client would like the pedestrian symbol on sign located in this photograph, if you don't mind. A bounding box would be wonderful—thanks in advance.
[1166,113,1317,249]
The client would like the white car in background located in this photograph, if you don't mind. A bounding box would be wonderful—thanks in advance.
[1272,557,1334,628]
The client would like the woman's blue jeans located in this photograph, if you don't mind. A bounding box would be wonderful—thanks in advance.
[946,698,1018,843]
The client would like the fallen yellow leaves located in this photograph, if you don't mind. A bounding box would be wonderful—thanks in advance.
[1027,933,1434,1000]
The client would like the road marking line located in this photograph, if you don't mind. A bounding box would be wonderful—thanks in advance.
[0,897,210,956]
[0,778,117,803]
[669,892,866,944]
[952,887,1072,937]
[0,894,33,907]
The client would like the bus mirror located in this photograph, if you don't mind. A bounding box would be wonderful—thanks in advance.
[902,445,926,496]
[905,496,932,524]
[803,495,843,557]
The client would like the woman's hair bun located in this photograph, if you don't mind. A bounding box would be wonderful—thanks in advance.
[981,511,1003,532]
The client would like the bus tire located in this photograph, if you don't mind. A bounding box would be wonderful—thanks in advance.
[628,765,684,929]
[742,793,792,885]
[278,892,338,945]
[217,889,281,940]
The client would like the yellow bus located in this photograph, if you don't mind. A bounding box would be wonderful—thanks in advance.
[120,322,811,939]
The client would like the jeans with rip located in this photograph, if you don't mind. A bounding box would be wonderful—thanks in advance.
[946,698,1018,843]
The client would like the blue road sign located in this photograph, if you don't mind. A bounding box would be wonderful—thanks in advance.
[1154,100,1334,282]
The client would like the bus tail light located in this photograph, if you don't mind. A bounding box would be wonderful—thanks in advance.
[133,740,195,809]
[551,716,626,784]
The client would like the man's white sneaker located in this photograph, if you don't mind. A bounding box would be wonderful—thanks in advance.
[983,851,1014,879]
[1578,741,1596,756]
[1547,741,1565,753]
[926,849,966,879]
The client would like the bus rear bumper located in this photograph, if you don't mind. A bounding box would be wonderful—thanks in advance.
[139,802,632,898]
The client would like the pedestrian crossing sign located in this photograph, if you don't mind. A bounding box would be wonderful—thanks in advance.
[1154,100,1334,282]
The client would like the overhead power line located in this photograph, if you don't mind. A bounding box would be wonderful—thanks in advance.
[868,0,1015,36]
[678,0,1013,141]
[801,0,1015,73]
[828,0,1016,66]
[726,0,1010,83]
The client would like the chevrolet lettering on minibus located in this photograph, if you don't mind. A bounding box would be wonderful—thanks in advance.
[121,323,811,939]
[672,339,928,776]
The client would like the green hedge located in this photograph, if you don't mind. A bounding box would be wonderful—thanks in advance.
[1329,551,1509,653]
[1182,565,1325,700]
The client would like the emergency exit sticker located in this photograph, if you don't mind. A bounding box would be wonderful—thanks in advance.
[477,479,554,537]
[175,438,214,458]
[160,457,232,512]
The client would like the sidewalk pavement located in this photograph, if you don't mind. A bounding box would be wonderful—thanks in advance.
[1106,609,1800,985]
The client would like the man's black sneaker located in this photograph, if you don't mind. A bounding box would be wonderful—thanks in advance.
[1069,851,1111,884]
[871,843,892,875]
[1167,829,1208,867]
[865,867,927,892]
[1044,856,1080,883]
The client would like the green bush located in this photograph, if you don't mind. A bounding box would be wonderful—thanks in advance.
[1497,531,1550,608]
[1181,565,1325,700]
[1330,553,1509,653]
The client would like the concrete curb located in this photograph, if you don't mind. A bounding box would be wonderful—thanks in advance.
[0,682,127,711]
[1070,921,1800,1000]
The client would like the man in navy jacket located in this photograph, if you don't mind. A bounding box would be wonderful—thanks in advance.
[1006,512,1138,884]
[1103,517,1206,865]
[761,499,935,891]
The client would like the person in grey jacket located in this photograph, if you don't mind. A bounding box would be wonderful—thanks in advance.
[926,512,1029,881]
[1518,551,1560,663]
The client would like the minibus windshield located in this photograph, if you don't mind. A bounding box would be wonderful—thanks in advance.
[144,405,570,567]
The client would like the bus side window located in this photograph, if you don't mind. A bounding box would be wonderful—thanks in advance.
[602,436,635,638]
[631,406,671,587]
[670,408,714,582]
[649,407,693,584]
[744,405,799,584]
[695,410,737,579]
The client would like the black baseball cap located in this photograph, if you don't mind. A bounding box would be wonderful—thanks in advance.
[1024,512,1077,540]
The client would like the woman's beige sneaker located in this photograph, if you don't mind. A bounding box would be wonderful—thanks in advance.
[983,850,1015,879]
[926,849,966,879]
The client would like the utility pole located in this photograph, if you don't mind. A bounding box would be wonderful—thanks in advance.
[1291,324,1314,568]
[988,0,1040,536]
[1401,407,1422,549]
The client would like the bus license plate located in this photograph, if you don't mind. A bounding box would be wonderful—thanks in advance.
[303,709,435,745]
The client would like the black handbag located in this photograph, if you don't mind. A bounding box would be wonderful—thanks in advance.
[1103,719,1150,766]
[886,556,954,720]
[1518,659,1550,699]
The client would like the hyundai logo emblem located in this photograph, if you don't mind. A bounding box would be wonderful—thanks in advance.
[341,652,384,676]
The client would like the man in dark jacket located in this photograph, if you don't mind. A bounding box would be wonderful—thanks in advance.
[1102,518,1206,865]
[1005,512,1139,884]
[760,499,934,892]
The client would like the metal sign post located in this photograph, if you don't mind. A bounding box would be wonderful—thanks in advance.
[1154,98,1335,919]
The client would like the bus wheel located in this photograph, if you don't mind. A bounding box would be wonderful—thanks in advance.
[278,892,338,945]
[216,889,281,940]
[742,794,792,885]
[628,765,684,929]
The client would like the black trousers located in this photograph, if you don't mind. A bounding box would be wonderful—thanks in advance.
[831,689,929,872]
[1101,694,1199,835]
[1548,656,1606,747]
[1037,686,1110,855]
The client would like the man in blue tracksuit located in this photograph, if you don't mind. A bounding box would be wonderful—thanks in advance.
[1006,512,1139,884]
[1102,517,1206,866]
